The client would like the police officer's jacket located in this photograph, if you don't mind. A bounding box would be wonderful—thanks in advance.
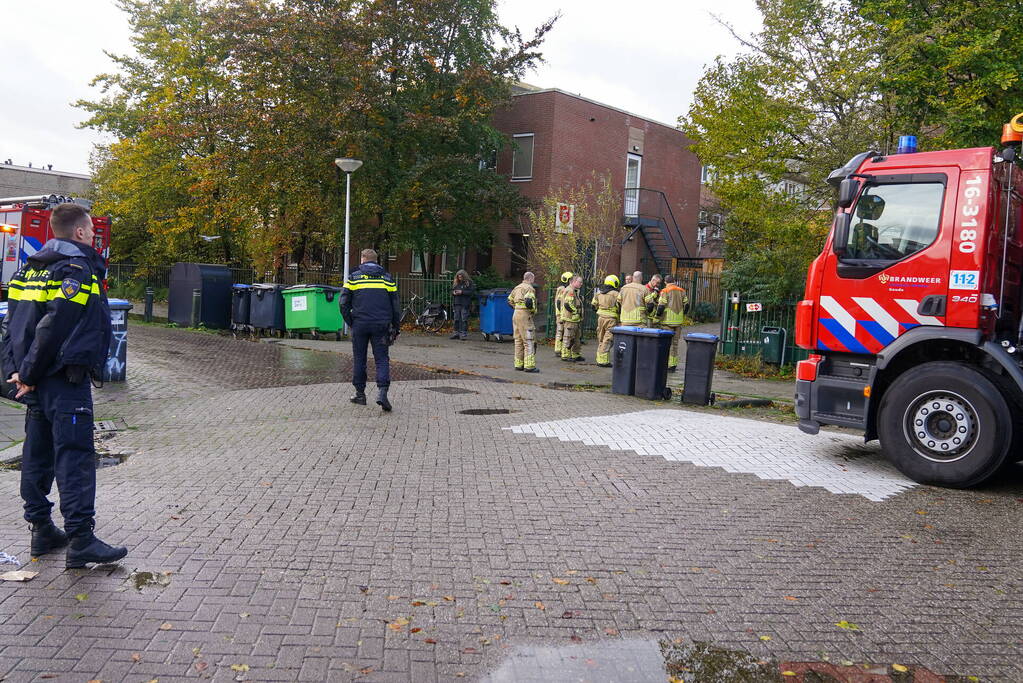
[1,239,112,386]
[340,261,401,327]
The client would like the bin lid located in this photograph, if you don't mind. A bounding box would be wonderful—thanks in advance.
[685,332,719,342]
[479,288,510,296]
[611,326,644,334]
[283,284,342,293]
[232,283,251,289]
[250,283,283,290]
[107,298,133,310]
[632,327,674,337]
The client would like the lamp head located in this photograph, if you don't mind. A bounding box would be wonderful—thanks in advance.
[334,158,363,173]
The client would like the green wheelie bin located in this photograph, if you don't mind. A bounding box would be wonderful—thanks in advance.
[282,284,344,340]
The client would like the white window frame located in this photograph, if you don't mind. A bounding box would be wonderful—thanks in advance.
[625,153,642,217]
[511,133,534,181]
[411,251,428,274]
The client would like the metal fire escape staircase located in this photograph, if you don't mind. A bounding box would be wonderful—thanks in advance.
[621,188,691,275]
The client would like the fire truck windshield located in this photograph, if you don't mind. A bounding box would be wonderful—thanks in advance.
[840,182,944,263]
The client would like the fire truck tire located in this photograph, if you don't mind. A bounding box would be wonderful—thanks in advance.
[878,362,1011,487]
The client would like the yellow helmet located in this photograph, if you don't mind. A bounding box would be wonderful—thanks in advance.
[603,274,620,288]
[560,271,573,284]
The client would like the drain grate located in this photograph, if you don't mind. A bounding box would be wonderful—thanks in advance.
[94,420,122,432]
[424,386,479,395]
[458,408,515,416]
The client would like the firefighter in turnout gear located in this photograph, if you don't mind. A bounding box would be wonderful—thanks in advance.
[553,271,572,355]
[591,274,620,367]
[644,274,663,327]
[619,271,649,326]
[560,274,585,362]
[656,275,690,371]
[508,272,539,372]
[1,203,128,569]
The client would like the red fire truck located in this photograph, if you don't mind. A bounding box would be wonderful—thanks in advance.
[794,119,1023,487]
[0,195,111,292]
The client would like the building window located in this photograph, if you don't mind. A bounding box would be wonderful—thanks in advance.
[625,153,642,217]
[698,210,708,225]
[479,149,497,171]
[411,251,429,274]
[697,226,707,248]
[512,134,534,180]
[701,165,715,184]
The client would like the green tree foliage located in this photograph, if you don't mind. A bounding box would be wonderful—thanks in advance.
[858,0,1023,150]
[81,0,555,274]
[682,0,890,302]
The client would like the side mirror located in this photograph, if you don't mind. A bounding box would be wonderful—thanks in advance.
[837,178,858,208]
[832,212,851,256]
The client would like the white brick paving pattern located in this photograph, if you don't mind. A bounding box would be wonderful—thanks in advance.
[506,409,917,502]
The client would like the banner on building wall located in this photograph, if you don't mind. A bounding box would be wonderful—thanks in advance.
[555,203,574,234]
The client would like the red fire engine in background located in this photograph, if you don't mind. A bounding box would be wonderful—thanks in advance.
[0,195,111,296]
[795,115,1023,487]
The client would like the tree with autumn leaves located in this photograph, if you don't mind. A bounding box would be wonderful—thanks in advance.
[81,0,555,274]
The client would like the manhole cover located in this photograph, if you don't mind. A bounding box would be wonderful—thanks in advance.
[458,408,515,415]
[424,386,479,395]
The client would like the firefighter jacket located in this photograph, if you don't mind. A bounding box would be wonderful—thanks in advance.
[1,239,112,386]
[591,286,620,319]
[340,262,401,327]
[619,282,649,325]
[508,282,536,312]
[554,284,567,321]
[561,287,583,323]
[657,284,689,325]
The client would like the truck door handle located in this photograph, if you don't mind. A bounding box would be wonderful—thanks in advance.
[918,295,946,317]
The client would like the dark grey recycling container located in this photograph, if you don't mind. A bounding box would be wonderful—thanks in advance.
[682,332,719,405]
[249,283,287,331]
[231,284,251,327]
[611,326,643,396]
[104,298,133,382]
[168,262,231,328]
[633,327,674,400]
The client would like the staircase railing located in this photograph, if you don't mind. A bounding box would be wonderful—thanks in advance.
[621,188,691,261]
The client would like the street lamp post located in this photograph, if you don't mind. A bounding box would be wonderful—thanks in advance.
[334,157,363,335]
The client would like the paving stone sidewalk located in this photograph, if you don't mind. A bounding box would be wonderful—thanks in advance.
[0,323,1021,682]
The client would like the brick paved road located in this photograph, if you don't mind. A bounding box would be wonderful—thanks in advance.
[1,324,1022,681]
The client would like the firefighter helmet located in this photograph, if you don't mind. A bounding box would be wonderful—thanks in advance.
[560,271,573,284]
[603,274,620,288]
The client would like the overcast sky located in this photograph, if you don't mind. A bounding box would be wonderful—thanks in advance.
[1,0,761,176]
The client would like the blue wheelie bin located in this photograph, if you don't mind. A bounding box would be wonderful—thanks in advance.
[478,289,513,342]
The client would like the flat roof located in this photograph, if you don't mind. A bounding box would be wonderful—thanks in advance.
[510,86,682,133]
[0,163,91,180]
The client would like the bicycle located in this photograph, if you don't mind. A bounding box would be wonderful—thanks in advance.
[400,293,448,333]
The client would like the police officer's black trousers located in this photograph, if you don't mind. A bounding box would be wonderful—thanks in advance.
[20,373,96,535]
[351,322,390,390]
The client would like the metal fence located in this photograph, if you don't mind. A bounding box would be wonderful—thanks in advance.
[718,295,808,366]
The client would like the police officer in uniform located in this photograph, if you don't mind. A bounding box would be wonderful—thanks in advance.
[340,248,401,411]
[2,203,127,568]
[508,272,538,372]
[591,275,620,367]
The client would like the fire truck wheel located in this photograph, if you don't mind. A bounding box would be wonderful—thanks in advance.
[878,362,1011,487]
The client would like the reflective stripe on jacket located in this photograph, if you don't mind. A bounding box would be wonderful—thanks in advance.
[561,288,582,323]
[508,282,536,310]
[590,288,620,319]
[340,262,401,326]
[619,282,648,324]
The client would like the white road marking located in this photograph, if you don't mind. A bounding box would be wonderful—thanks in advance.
[506,409,917,502]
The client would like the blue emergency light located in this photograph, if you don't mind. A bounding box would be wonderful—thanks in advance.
[896,135,918,154]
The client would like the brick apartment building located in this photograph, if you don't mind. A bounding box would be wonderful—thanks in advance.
[0,160,92,201]
[389,85,702,282]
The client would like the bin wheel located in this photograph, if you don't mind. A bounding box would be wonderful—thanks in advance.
[483,333,490,342]
[662,387,673,401]
[494,334,503,343]
[335,332,342,341]
[311,330,320,340]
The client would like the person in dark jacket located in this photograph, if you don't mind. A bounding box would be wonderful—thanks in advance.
[449,270,475,340]
[340,248,401,411]
[1,203,127,568]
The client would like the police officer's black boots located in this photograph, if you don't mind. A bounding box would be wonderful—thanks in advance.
[30,519,68,556]
[65,530,128,569]
[350,389,367,405]
[376,388,392,412]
